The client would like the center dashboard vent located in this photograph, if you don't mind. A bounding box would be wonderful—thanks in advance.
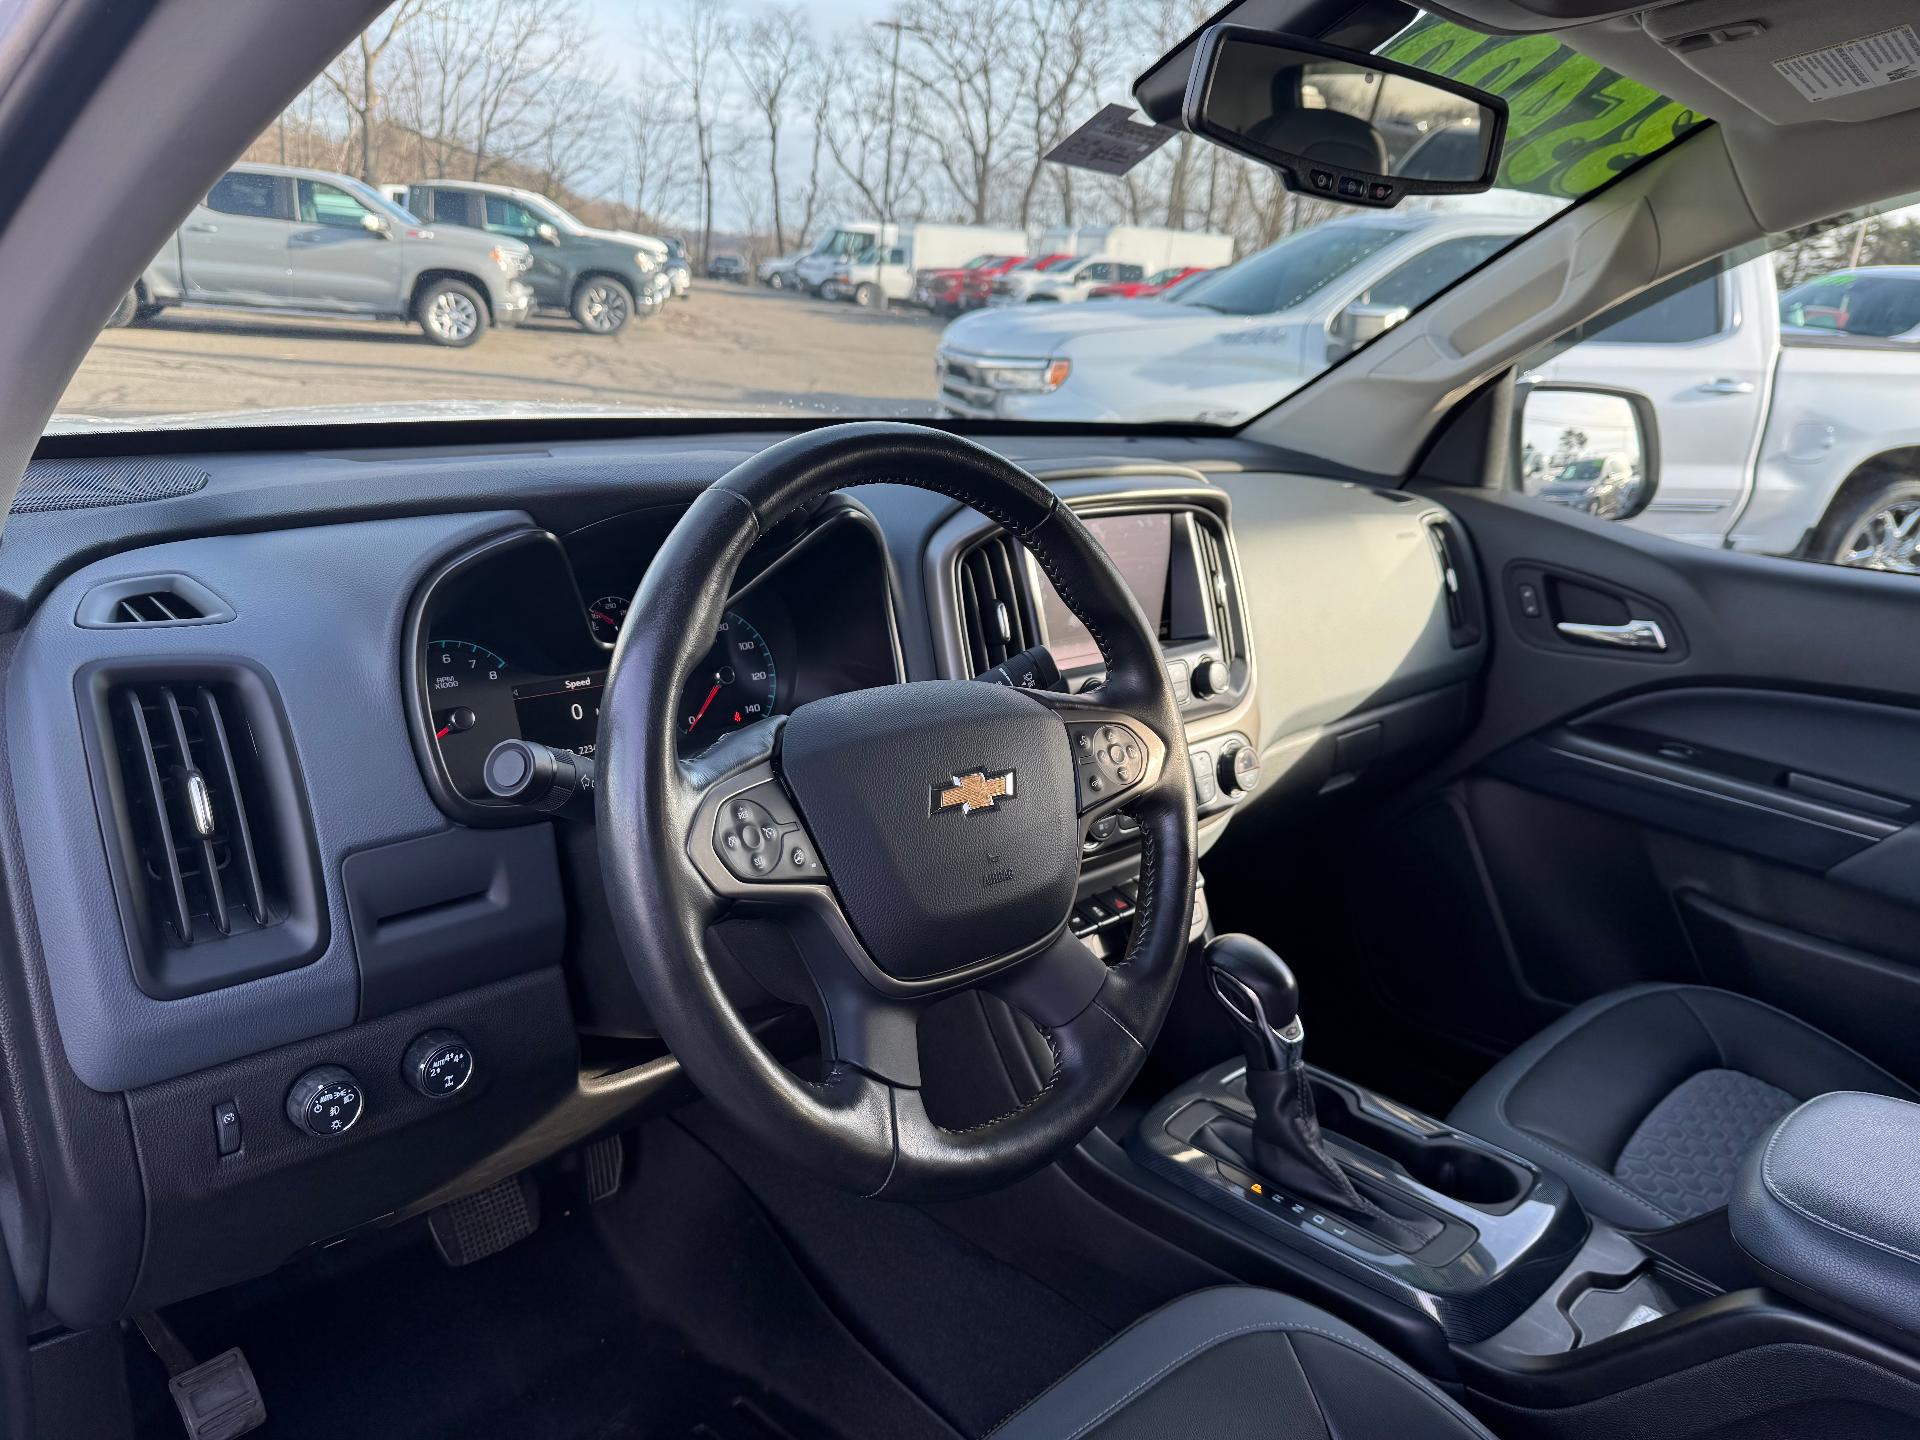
[84,664,326,999]
[956,532,1038,676]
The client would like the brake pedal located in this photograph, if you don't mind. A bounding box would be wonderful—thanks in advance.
[428,1172,540,1266]
[132,1312,266,1440]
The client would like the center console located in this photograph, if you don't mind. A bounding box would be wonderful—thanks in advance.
[1133,934,1587,1343]
[1083,932,1920,1438]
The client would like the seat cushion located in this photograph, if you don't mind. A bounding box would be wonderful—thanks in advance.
[992,1287,1493,1440]
[1449,984,1915,1230]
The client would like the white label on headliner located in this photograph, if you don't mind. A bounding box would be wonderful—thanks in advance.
[1774,24,1920,102]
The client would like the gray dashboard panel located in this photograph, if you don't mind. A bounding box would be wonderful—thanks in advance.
[8,509,526,1092]
[1210,472,1479,762]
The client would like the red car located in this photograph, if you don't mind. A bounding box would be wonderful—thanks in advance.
[912,254,1027,317]
[1088,265,1212,300]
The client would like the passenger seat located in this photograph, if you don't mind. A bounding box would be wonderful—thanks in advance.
[1448,984,1915,1229]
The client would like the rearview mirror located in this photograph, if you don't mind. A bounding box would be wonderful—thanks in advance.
[1182,27,1505,210]
[360,212,390,236]
[1517,384,1658,523]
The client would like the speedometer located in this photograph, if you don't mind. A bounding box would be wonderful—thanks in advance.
[679,611,777,748]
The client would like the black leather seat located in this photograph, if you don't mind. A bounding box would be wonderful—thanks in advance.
[994,1287,1492,1439]
[1449,984,1916,1229]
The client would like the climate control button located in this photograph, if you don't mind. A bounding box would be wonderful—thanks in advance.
[286,1065,364,1138]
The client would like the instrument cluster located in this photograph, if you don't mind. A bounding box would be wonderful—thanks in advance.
[410,504,901,820]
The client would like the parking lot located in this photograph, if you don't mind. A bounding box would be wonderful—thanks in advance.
[56,284,949,426]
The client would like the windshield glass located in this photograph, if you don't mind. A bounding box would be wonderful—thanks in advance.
[52,6,1704,435]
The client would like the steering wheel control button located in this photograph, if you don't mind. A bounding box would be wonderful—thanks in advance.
[404,1030,474,1100]
[1070,720,1148,812]
[711,781,824,883]
[286,1066,364,1138]
[214,1099,243,1157]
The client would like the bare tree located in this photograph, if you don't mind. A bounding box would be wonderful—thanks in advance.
[893,0,1019,224]
[1012,0,1110,227]
[734,5,812,254]
[820,24,925,222]
[661,0,732,265]
[619,80,691,232]
[322,0,425,182]
[526,64,616,199]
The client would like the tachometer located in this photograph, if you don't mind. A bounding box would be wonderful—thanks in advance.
[425,639,515,799]
[587,595,629,644]
[679,611,777,748]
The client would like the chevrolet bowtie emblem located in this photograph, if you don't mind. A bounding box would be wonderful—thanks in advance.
[933,769,1015,816]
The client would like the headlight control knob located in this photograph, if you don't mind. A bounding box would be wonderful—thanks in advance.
[404,1029,474,1100]
[286,1065,364,1138]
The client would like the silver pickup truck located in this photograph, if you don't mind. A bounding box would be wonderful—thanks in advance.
[110,163,534,347]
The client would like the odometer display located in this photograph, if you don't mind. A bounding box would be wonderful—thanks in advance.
[679,611,777,749]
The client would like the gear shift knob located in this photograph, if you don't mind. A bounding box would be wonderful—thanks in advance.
[1205,933,1302,1071]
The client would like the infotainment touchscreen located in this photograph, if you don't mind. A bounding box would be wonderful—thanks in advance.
[1040,512,1171,670]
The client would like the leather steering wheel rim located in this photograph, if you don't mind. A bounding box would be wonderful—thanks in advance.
[598,422,1197,1200]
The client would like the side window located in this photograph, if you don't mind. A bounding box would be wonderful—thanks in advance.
[888,247,906,265]
[1118,264,1146,282]
[1082,263,1111,282]
[1573,269,1724,345]
[1508,199,1920,575]
[484,196,542,238]
[297,180,373,228]
[205,172,286,220]
[1362,235,1510,309]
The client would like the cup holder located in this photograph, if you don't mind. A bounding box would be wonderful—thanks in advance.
[1309,1077,1530,1211]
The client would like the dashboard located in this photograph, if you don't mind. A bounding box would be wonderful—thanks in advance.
[0,428,1483,1330]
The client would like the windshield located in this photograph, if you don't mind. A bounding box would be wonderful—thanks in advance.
[53,7,1705,435]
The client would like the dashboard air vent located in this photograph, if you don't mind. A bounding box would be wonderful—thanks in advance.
[112,590,206,624]
[84,663,326,998]
[1194,519,1240,662]
[75,574,234,629]
[112,683,270,943]
[1426,519,1482,647]
[957,533,1037,675]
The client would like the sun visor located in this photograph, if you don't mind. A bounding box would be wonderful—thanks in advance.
[1640,0,1920,124]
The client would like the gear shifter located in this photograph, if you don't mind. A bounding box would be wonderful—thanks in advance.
[1204,934,1432,1251]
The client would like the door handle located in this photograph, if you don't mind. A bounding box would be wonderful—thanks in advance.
[1696,377,1755,395]
[1556,618,1668,652]
[185,223,218,234]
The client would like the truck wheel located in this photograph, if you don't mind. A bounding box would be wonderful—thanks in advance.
[572,276,634,335]
[766,272,786,291]
[103,289,140,328]
[417,279,488,347]
[1817,475,1920,573]
[853,283,881,310]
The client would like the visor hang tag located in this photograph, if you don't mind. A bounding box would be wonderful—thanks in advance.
[1046,104,1179,176]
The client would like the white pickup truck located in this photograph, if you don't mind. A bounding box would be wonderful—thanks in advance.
[1528,259,1920,567]
[939,211,1920,568]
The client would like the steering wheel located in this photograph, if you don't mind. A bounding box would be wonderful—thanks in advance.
[598,423,1197,1200]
